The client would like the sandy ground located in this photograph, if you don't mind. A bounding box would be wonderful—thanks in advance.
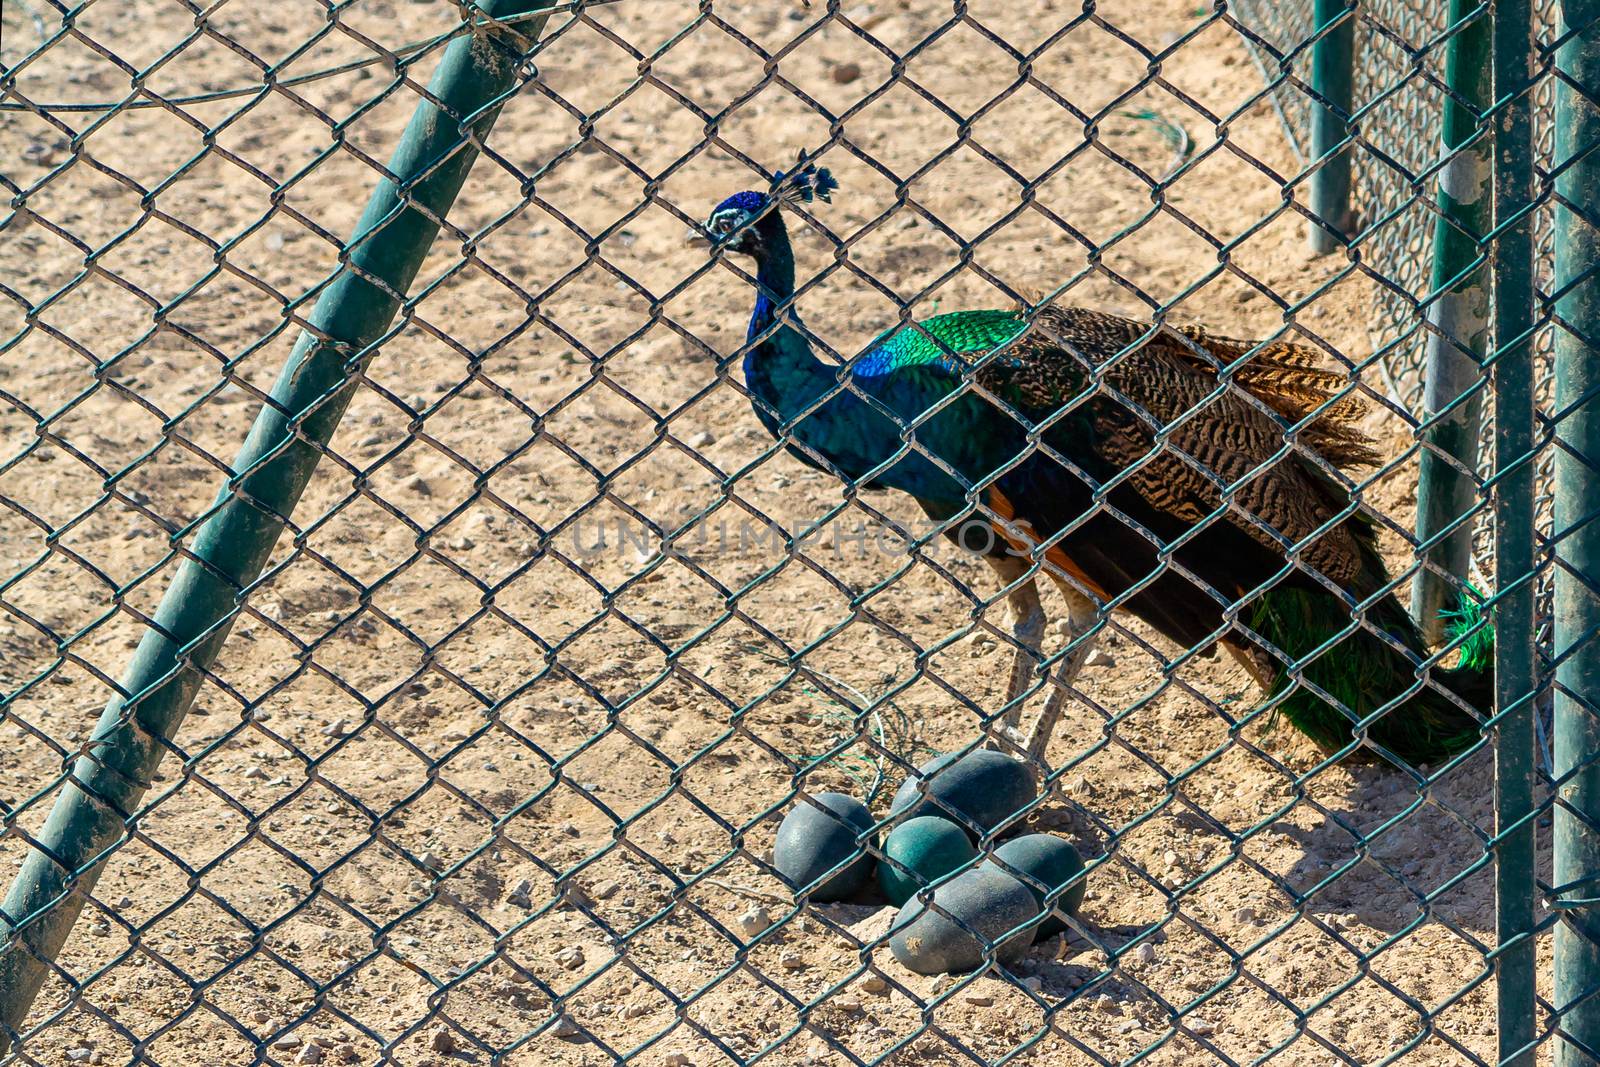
[0,0,1549,1065]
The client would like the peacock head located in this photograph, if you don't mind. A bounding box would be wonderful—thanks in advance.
[695,159,837,258]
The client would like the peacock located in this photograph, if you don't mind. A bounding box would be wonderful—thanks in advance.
[692,158,1492,768]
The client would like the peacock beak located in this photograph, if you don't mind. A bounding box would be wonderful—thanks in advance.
[685,226,712,246]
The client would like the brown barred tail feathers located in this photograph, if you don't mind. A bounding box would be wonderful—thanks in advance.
[1011,302,1382,472]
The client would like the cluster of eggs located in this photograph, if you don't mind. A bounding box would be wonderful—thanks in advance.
[773,749,1088,975]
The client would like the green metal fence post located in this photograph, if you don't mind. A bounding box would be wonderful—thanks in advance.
[1410,0,1492,645]
[1307,0,1358,252]
[0,2,553,1052]
[1491,0,1539,1054]
[1553,0,1600,1057]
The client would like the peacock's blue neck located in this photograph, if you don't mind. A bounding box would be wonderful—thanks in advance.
[742,217,835,439]
[735,212,972,503]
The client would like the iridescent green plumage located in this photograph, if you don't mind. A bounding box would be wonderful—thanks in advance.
[866,310,1028,368]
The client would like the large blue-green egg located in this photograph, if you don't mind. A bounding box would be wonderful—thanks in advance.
[888,866,1041,974]
[877,816,978,907]
[773,792,875,902]
[889,750,1035,840]
[987,834,1087,941]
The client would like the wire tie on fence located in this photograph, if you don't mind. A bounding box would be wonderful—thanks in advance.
[1545,871,1600,909]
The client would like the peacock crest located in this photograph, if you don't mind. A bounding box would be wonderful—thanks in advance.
[772,154,837,207]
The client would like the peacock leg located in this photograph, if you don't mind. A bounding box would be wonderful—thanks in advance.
[1025,580,1099,764]
[981,553,1047,749]
[1221,638,1277,691]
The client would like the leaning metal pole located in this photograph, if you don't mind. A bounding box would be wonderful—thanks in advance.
[0,2,554,1052]
[1409,0,1492,645]
[1491,0,1540,1054]
[1553,0,1600,1057]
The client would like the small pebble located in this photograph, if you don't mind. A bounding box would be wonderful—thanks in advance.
[550,1016,581,1039]
[1085,648,1116,668]
[685,431,716,448]
[507,879,533,908]
[242,766,268,781]
[735,907,773,938]
[832,61,862,83]
[664,1055,693,1067]
[962,993,994,1007]
[1136,943,1156,964]
[429,1027,457,1054]
[320,718,350,738]
[555,946,586,971]
[860,975,888,994]
[296,1044,323,1065]
[779,952,805,971]
[1234,906,1257,924]
[272,1036,302,1050]
[1162,849,1180,869]
[1020,976,1043,994]
[623,1001,650,1019]
[1189,1019,1215,1036]
[66,1051,92,1063]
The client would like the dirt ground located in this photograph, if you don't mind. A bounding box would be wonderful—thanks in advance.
[0,0,1550,1064]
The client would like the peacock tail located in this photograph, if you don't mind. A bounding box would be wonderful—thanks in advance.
[1247,585,1491,766]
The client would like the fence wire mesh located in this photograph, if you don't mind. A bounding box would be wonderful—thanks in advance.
[0,0,1570,1064]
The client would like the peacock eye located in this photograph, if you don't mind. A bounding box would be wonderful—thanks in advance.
[715,216,735,233]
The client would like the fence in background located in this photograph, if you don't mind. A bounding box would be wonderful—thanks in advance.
[0,0,1595,1063]
[1222,0,1600,1052]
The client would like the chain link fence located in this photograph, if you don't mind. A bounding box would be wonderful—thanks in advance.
[0,0,1587,1063]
